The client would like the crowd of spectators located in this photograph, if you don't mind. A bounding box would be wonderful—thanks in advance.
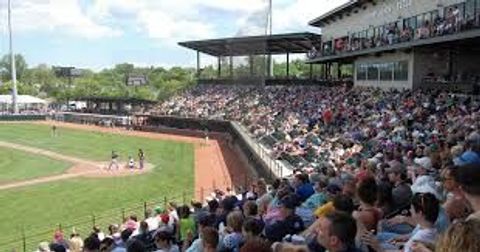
[37,161,480,252]
[157,85,480,171]
[323,5,480,56]
[36,83,480,251]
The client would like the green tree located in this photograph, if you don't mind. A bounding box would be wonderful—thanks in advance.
[0,54,28,81]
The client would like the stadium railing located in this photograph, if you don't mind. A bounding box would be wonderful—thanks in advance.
[230,121,293,178]
[0,186,222,252]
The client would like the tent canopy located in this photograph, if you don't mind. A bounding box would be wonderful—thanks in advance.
[0,95,48,104]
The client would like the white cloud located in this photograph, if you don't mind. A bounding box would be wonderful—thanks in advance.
[1,0,122,39]
[272,0,350,33]
[201,0,268,12]
[89,0,218,45]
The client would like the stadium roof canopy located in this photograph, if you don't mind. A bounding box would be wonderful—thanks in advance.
[178,32,322,57]
[309,0,371,28]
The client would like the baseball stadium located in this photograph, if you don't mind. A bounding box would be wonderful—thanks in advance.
[1,0,480,252]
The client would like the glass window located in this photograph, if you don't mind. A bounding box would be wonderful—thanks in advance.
[375,27,383,38]
[367,28,373,38]
[360,30,367,39]
[424,12,432,24]
[379,63,393,81]
[459,3,466,19]
[403,17,416,30]
[417,15,424,27]
[367,64,379,81]
[356,64,367,81]
[466,0,475,20]
[394,61,409,81]
[477,0,480,20]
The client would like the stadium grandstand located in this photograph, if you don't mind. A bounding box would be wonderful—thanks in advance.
[2,1,480,252]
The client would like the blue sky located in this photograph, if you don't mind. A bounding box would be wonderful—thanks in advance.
[0,0,347,71]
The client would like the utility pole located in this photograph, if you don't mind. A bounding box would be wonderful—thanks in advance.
[8,0,18,114]
[268,0,273,77]
[265,0,273,82]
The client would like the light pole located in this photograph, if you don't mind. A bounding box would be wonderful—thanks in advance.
[8,0,18,114]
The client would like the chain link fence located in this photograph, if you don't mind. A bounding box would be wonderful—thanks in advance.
[0,187,214,252]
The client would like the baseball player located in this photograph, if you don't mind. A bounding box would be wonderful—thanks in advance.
[138,149,145,169]
[51,125,58,137]
[108,151,120,170]
[128,156,135,169]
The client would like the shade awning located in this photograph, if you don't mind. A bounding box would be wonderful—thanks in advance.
[178,32,322,57]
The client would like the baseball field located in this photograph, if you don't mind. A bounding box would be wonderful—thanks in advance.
[0,122,247,250]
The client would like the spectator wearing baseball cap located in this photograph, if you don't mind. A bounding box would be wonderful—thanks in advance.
[386,162,412,212]
[453,163,480,221]
[154,230,179,252]
[265,194,305,242]
[83,235,101,252]
[215,196,238,229]
[293,173,315,202]
[36,242,51,252]
[454,132,480,166]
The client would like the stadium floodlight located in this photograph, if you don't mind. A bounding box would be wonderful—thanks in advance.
[230,0,271,86]
[8,0,18,114]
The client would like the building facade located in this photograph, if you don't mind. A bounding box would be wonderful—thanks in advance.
[309,0,480,91]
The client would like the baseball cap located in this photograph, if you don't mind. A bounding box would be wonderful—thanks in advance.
[467,132,480,145]
[411,175,442,200]
[453,163,480,192]
[414,157,433,170]
[154,206,164,215]
[49,244,66,252]
[159,213,170,225]
[37,242,51,252]
[197,213,216,227]
[326,184,342,195]
[454,151,480,166]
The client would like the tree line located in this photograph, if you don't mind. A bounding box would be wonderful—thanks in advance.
[0,54,197,101]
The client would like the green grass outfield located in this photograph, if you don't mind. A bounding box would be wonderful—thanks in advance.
[0,147,71,183]
[0,123,194,249]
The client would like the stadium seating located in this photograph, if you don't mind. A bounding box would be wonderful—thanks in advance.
[38,84,480,252]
